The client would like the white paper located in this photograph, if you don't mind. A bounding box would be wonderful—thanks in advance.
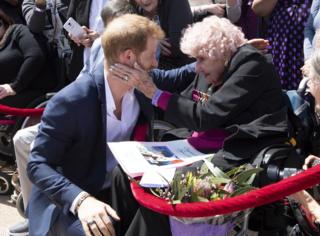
[108,139,213,178]
[140,168,176,188]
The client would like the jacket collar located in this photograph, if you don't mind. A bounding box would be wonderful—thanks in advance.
[92,68,107,142]
[222,44,262,83]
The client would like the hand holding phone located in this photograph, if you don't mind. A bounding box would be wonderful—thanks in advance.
[63,17,86,38]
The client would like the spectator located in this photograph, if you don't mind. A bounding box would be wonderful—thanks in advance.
[22,0,71,88]
[291,51,320,226]
[304,0,320,60]
[252,0,312,90]
[66,0,109,82]
[0,9,54,107]
[236,0,260,39]
[129,0,194,69]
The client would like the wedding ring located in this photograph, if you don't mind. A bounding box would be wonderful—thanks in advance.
[87,220,96,227]
[123,75,129,81]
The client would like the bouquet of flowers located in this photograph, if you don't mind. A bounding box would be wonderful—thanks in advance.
[149,158,262,236]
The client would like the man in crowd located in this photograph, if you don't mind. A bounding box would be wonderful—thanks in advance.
[26,14,163,236]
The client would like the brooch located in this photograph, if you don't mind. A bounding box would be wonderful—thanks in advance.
[192,89,210,103]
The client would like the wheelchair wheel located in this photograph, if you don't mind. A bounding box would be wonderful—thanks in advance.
[0,171,13,195]
[16,192,26,218]
[16,95,48,131]
[0,95,49,160]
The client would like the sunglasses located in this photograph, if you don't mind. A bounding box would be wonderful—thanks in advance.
[0,21,3,27]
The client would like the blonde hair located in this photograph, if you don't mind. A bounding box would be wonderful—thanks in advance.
[180,16,247,61]
[101,14,164,65]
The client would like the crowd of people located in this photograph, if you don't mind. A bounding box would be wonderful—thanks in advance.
[1,0,320,235]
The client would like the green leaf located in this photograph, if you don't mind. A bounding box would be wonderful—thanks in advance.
[196,196,209,202]
[233,168,263,184]
[170,200,182,205]
[225,166,243,178]
[190,191,198,202]
[229,186,256,197]
[200,162,209,175]
[203,159,229,179]
[210,192,221,201]
[209,177,231,185]
[149,188,162,198]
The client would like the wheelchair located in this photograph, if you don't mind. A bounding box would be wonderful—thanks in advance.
[0,97,47,194]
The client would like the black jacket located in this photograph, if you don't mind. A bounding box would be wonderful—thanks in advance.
[162,45,289,169]
[67,0,92,81]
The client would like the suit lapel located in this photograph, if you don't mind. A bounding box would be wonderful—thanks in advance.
[93,72,106,143]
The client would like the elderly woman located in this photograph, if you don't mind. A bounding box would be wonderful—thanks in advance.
[111,15,288,170]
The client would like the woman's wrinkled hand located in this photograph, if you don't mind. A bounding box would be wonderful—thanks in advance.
[0,84,16,99]
[109,63,157,99]
[247,38,269,54]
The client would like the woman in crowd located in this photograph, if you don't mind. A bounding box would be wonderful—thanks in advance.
[291,50,320,225]
[22,0,71,88]
[129,0,194,69]
[0,9,53,107]
[252,0,312,90]
[304,0,320,60]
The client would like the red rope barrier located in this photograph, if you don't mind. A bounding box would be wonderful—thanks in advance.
[0,104,44,117]
[131,164,320,217]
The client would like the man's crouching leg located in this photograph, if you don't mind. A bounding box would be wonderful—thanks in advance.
[111,165,140,236]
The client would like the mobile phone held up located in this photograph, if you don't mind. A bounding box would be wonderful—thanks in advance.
[63,17,86,38]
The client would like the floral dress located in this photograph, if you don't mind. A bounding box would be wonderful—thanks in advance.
[267,0,312,90]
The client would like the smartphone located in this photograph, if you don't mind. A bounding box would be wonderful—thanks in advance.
[63,17,86,38]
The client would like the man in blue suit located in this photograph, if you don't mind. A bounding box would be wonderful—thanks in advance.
[26,14,165,236]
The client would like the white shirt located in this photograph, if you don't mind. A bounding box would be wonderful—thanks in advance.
[70,70,140,214]
[104,70,140,185]
[83,0,109,64]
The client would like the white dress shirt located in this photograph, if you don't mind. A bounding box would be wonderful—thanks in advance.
[70,70,140,214]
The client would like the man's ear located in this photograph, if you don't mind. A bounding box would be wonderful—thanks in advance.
[119,49,136,66]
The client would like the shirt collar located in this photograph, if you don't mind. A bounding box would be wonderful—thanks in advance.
[104,70,135,116]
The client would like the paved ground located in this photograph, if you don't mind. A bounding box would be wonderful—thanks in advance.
[0,195,24,236]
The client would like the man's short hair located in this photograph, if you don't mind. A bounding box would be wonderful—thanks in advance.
[101,14,164,65]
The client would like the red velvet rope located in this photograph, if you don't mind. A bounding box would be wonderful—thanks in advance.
[0,104,44,117]
[131,164,320,217]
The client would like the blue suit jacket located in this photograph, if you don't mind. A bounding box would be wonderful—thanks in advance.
[27,69,107,235]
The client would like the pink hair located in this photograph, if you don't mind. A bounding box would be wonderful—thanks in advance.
[180,16,247,61]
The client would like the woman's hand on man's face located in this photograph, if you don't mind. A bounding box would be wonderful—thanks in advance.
[109,63,157,99]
